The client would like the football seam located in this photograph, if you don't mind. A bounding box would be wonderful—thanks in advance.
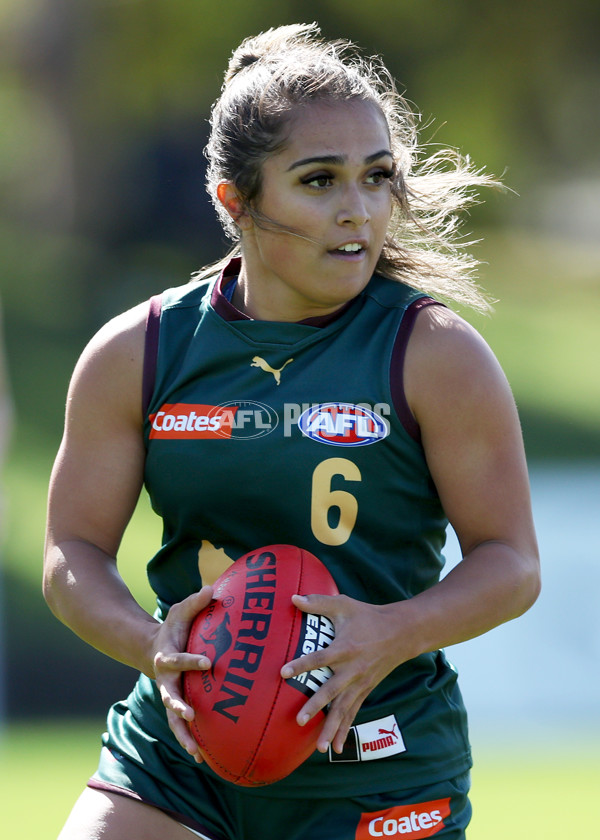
[244,551,307,784]
[184,648,250,784]
[185,693,252,785]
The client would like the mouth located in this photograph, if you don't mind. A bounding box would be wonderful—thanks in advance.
[329,241,367,257]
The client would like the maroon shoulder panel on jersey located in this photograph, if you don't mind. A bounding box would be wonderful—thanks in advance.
[142,294,162,418]
[390,298,445,443]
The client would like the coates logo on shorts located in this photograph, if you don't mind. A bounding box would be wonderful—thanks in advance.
[149,401,278,440]
[298,403,389,447]
[355,798,451,840]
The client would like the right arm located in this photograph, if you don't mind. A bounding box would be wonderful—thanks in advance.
[43,303,211,759]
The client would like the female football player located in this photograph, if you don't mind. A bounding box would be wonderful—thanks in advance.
[44,23,540,839]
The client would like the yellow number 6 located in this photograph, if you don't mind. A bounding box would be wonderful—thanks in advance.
[311,458,362,546]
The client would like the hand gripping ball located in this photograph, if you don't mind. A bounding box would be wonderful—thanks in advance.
[184,545,338,786]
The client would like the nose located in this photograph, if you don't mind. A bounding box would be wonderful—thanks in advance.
[336,185,370,227]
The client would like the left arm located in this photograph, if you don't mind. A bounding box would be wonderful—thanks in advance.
[401,305,541,647]
[281,305,540,752]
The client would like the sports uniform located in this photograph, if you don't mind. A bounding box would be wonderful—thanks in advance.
[89,258,473,838]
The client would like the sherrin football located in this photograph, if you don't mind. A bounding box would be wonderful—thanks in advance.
[184,544,339,786]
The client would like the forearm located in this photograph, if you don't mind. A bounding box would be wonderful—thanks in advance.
[397,540,541,660]
[43,539,160,678]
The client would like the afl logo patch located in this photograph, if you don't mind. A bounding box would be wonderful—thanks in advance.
[298,403,389,447]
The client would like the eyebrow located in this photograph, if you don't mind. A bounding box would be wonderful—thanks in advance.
[286,149,393,171]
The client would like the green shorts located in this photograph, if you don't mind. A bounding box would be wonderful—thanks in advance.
[90,742,471,840]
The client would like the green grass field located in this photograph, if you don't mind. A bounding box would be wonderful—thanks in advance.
[1,721,598,837]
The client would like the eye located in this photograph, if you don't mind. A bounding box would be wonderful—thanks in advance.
[365,168,395,186]
[300,172,334,189]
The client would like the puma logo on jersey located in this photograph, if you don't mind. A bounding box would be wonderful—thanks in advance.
[251,355,294,385]
[328,715,405,764]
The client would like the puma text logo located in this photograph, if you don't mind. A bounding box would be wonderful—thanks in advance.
[251,355,294,385]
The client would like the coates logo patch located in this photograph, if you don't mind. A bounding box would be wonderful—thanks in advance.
[356,799,451,839]
[298,403,389,447]
[149,402,278,440]
[149,404,235,439]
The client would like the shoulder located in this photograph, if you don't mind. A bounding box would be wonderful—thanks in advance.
[408,305,506,383]
[404,305,515,435]
[76,301,148,374]
[67,301,150,426]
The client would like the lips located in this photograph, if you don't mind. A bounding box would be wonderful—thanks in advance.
[336,243,363,253]
[329,240,368,255]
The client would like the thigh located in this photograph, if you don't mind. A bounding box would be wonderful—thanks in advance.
[57,788,207,840]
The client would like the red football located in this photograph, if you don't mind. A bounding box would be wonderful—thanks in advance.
[184,544,339,786]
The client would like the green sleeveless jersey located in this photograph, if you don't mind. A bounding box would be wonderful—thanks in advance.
[109,264,471,798]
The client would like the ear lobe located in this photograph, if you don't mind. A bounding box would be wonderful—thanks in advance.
[216,182,251,229]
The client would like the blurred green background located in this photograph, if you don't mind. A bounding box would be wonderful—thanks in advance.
[1,0,599,837]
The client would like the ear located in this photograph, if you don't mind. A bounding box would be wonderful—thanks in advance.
[216,182,252,230]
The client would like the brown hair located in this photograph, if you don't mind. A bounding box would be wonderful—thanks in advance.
[199,23,500,311]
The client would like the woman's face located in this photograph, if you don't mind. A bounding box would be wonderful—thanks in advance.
[234,98,394,321]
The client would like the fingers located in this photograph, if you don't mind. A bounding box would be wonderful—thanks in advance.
[159,676,195,720]
[281,591,341,679]
[152,589,215,760]
[319,693,364,754]
[157,652,210,708]
[152,585,214,674]
[154,650,211,674]
[281,592,344,681]
[168,585,214,624]
[291,592,339,615]
[166,707,204,763]
[157,651,211,762]
[281,634,366,755]
[280,645,331,684]
[283,594,401,755]
[287,665,368,755]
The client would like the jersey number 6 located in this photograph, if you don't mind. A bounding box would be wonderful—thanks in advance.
[311,458,362,546]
